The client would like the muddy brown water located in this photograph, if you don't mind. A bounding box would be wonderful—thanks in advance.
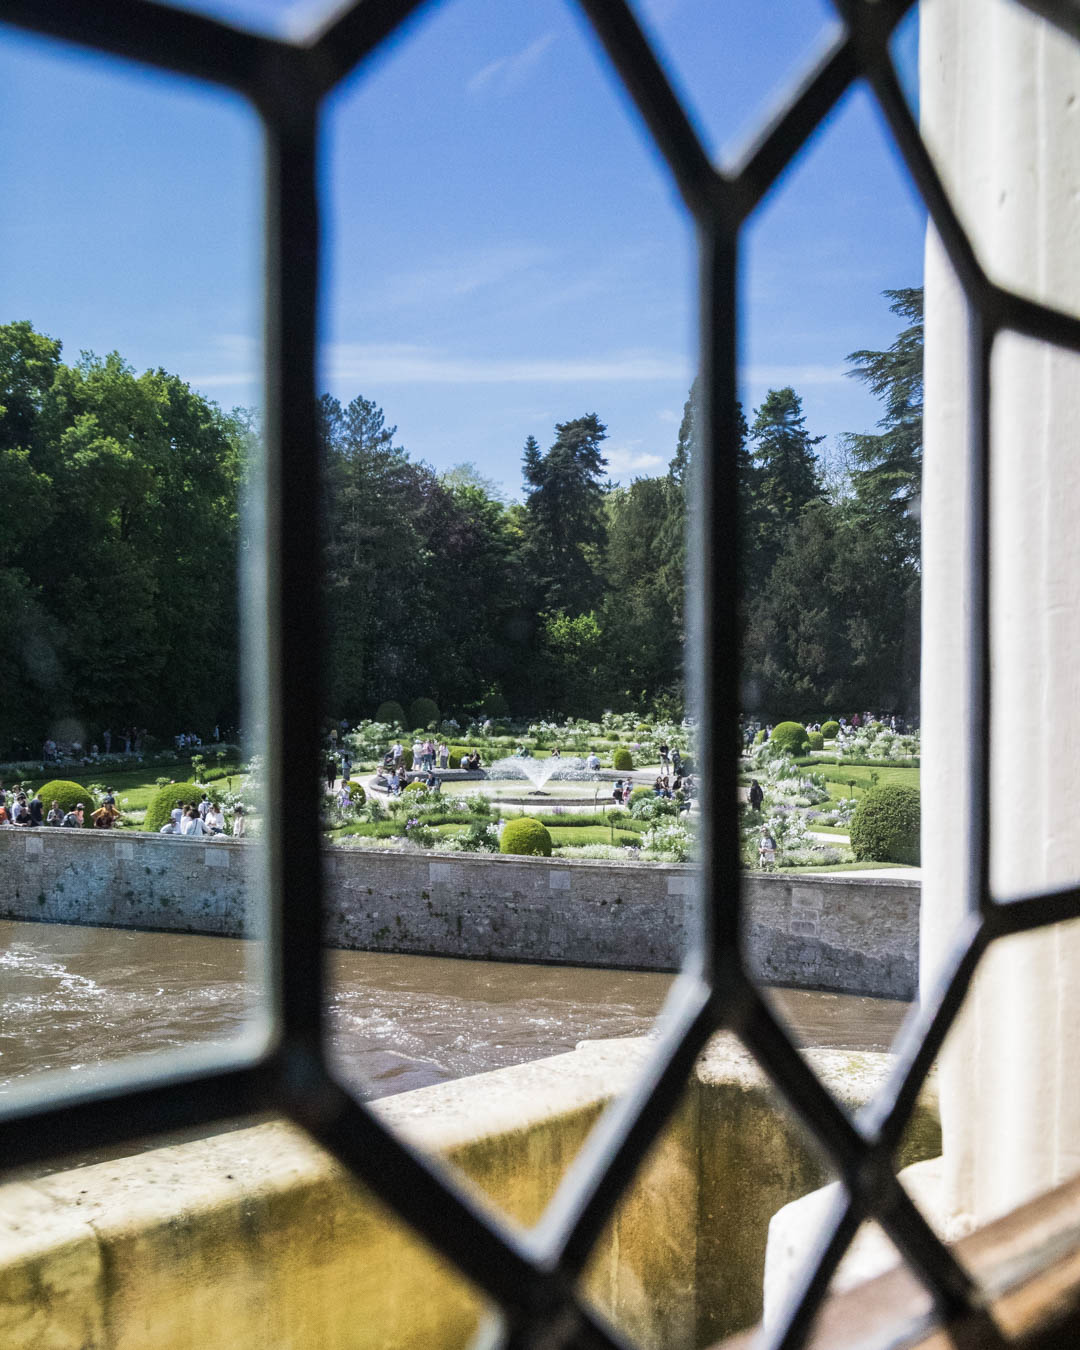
[0,920,908,1105]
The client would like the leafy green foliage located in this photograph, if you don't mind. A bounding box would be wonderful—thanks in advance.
[821,721,840,739]
[770,722,810,756]
[408,697,440,729]
[403,780,426,793]
[144,782,202,833]
[612,747,634,770]
[850,784,920,864]
[375,701,407,728]
[35,780,93,816]
[344,781,366,804]
[807,731,825,752]
[499,817,553,857]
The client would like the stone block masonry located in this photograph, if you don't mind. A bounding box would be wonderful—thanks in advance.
[0,830,919,998]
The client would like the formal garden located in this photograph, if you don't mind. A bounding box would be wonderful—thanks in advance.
[0,712,920,871]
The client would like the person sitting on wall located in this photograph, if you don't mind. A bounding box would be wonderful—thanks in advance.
[612,779,624,805]
[387,768,401,797]
[550,747,561,759]
[586,751,600,771]
[61,805,82,828]
[91,803,119,829]
[205,802,226,835]
[758,831,777,869]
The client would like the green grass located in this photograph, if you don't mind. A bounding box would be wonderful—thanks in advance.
[809,823,852,836]
[17,761,247,820]
[547,825,641,846]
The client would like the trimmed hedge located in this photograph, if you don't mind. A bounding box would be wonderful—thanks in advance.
[409,697,440,729]
[144,781,203,833]
[807,731,825,752]
[612,747,634,771]
[754,729,766,745]
[770,721,810,756]
[499,817,552,857]
[821,720,840,739]
[850,784,920,865]
[36,779,94,818]
[375,701,407,728]
[403,780,426,793]
[628,786,653,808]
[344,781,366,804]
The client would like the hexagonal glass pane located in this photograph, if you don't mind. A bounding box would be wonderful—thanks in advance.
[738,81,924,1050]
[314,0,704,1297]
[0,29,269,1101]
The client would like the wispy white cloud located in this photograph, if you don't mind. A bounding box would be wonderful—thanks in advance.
[325,342,690,385]
[467,32,557,97]
[657,407,680,424]
[740,363,846,387]
[361,244,553,313]
[606,443,665,476]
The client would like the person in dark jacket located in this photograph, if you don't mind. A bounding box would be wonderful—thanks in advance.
[748,780,764,812]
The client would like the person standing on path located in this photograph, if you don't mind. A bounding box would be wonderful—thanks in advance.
[326,754,338,791]
[659,742,671,775]
[749,780,764,813]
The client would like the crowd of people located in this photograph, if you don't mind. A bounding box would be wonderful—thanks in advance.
[158,793,242,837]
[0,783,121,829]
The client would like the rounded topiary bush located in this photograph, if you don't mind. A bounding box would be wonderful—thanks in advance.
[144,782,202,832]
[408,697,440,729]
[628,786,653,809]
[850,784,920,865]
[613,747,634,771]
[36,780,94,818]
[403,780,426,793]
[375,701,407,728]
[821,720,840,739]
[807,731,825,752]
[448,753,461,769]
[345,781,366,804]
[770,721,810,756]
[499,817,552,857]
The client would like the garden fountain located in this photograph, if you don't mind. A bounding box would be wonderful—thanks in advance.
[486,756,602,793]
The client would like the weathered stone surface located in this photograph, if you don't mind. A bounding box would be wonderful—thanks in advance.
[0,831,919,996]
[0,1036,940,1350]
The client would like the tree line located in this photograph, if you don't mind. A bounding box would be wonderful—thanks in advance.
[0,289,920,751]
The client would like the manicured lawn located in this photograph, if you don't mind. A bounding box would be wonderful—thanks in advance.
[818,764,919,804]
[809,823,852,836]
[18,760,246,818]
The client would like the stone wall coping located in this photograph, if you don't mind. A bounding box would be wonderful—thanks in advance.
[0,828,920,887]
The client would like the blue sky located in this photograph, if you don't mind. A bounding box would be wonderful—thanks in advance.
[1,0,924,498]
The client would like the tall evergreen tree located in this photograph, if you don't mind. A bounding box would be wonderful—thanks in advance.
[749,386,824,574]
[842,287,923,559]
[521,414,608,616]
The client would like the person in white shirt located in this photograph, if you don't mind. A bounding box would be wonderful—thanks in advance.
[197,793,211,820]
[171,801,184,832]
[180,806,206,837]
[205,804,225,834]
[586,751,601,771]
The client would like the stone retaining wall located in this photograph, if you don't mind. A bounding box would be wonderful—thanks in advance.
[0,830,919,997]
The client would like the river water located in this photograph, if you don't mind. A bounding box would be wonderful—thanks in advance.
[0,920,908,1101]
